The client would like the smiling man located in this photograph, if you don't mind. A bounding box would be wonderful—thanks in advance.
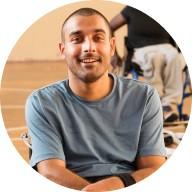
[26,8,166,191]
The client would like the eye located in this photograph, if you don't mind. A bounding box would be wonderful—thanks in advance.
[71,36,83,44]
[94,34,105,42]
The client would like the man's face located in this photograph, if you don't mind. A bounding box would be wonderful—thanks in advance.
[60,14,115,83]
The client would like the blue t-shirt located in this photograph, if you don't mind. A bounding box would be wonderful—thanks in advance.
[25,73,166,177]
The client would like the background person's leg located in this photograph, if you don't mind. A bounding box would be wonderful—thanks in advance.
[133,44,183,122]
[133,47,165,98]
[161,46,183,120]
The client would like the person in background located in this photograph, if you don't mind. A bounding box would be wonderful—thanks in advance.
[110,5,185,122]
[26,8,166,191]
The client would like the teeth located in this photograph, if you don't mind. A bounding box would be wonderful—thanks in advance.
[81,58,97,63]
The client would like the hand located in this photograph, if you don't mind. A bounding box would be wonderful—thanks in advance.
[81,176,124,192]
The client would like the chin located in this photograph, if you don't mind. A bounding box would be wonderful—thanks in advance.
[80,72,104,83]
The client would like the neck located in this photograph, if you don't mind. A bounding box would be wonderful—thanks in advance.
[68,72,114,101]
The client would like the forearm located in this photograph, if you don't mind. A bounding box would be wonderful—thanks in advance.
[131,165,163,182]
[131,156,166,182]
[82,176,124,191]
[37,160,89,190]
[82,156,166,191]
[46,167,89,189]
[81,167,161,191]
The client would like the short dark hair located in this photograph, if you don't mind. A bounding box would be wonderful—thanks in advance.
[61,7,112,42]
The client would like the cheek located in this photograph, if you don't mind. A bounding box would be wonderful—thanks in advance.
[100,45,113,58]
[64,45,81,58]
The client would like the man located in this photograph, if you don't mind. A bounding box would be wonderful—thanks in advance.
[25,8,166,191]
[110,5,184,122]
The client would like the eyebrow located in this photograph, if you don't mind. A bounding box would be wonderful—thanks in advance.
[69,30,82,37]
[94,29,106,34]
[69,29,106,37]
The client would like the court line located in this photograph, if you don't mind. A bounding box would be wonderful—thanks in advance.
[1,105,24,109]
[6,126,27,132]
[1,88,33,92]
[11,138,23,141]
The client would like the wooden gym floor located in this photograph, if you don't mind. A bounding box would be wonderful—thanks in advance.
[0,61,191,162]
[1,61,68,162]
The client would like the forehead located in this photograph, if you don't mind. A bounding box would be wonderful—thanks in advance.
[63,14,110,36]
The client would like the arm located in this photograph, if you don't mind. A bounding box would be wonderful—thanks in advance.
[131,155,166,182]
[37,159,90,190]
[26,94,89,190]
[110,13,127,32]
[131,89,166,182]
[109,13,127,69]
[82,155,166,191]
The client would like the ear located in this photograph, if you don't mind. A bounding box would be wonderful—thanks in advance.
[110,37,116,56]
[59,42,65,54]
[59,42,65,59]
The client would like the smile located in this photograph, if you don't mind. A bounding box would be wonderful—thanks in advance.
[79,57,101,64]
[81,58,98,63]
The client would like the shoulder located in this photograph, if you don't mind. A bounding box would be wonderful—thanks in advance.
[117,75,154,95]
[121,6,131,19]
[113,75,157,108]
[121,5,132,14]
[121,6,138,19]
[116,75,159,106]
[27,80,68,104]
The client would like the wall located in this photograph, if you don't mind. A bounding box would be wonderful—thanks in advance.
[7,1,127,61]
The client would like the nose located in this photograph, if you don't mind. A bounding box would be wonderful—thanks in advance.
[82,38,96,53]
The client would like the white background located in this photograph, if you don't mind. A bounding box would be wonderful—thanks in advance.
[0,0,192,191]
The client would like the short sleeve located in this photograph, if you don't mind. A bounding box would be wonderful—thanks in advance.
[137,88,166,157]
[120,6,130,22]
[25,92,65,168]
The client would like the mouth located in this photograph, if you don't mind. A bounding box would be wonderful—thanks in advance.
[78,57,101,65]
